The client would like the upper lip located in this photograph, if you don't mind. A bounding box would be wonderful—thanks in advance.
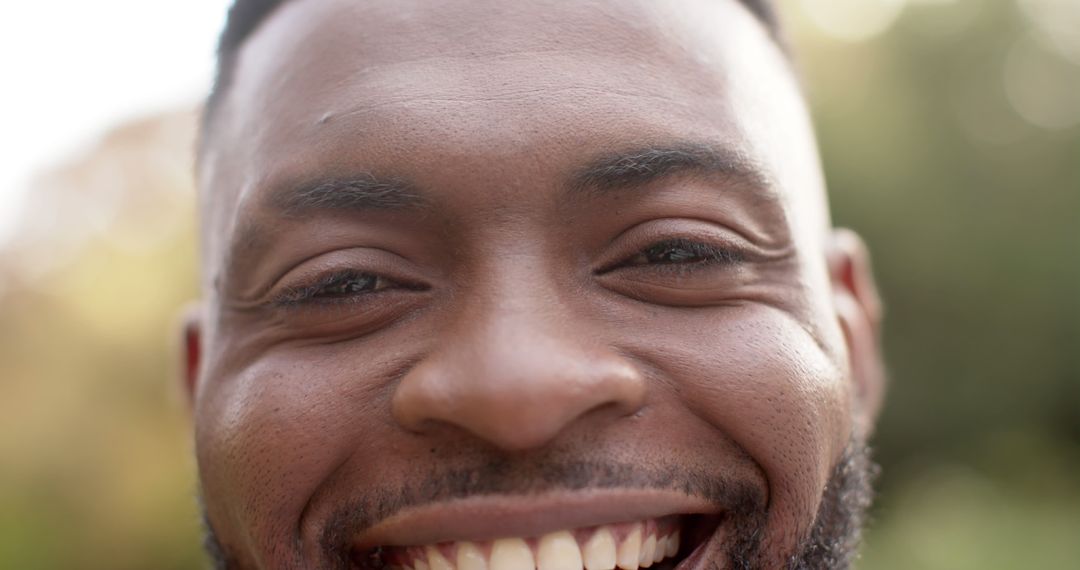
[349,487,722,549]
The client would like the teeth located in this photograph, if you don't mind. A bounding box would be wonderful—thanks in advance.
[427,546,454,570]
[583,528,617,570]
[490,537,535,570]
[652,537,666,564]
[537,531,584,570]
[665,531,679,558]
[638,534,656,568]
[391,518,681,570]
[616,523,642,570]
[457,542,487,570]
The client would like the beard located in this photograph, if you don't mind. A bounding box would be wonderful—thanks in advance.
[200,439,876,570]
[779,442,876,570]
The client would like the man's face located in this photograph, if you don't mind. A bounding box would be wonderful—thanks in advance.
[187,0,884,568]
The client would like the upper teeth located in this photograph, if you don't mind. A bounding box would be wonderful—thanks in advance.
[386,519,681,570]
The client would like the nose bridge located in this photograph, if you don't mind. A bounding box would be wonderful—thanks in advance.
[391,267,646,451]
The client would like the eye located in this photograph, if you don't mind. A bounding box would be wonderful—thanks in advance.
[318,272,382,297]
[624,238,743,268]
[274,269,394,306]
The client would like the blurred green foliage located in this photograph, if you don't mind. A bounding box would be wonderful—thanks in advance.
[1,1,1077,568]
[792,1,1080,567]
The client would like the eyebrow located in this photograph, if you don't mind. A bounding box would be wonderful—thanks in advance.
[220,174,425,282]
[265,143,769,218]
[568,142,776,201]
[269,173,426,216]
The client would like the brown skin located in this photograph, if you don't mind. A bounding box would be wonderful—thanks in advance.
[184,0,885,568]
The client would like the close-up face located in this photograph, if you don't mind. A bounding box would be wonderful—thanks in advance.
[186,0,885,569]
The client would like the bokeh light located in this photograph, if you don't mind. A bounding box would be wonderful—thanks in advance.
[1004,33,1080,130]
[1019,0,1080,64]
[798,0,907,42]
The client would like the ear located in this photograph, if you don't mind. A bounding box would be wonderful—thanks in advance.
[177,302,204,409]
[826,228,886,437]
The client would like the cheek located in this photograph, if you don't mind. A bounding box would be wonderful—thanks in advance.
[631,304,852,537]
[195,349,393,554]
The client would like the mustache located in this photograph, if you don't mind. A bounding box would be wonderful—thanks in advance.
[318,456,767,563]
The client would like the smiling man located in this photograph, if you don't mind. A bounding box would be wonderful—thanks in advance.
[183,0,886,569]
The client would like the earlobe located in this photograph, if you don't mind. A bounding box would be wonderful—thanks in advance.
[178,303,204,408]
[826,228,886,437]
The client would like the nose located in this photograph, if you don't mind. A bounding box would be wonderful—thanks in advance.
[392,312,646,452]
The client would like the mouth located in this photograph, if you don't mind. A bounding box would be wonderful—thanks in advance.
[350,513,722,570]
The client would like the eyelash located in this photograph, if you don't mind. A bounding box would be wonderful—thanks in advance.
[273,238,741,307]
[272,269,390,307]
[621,237,744,270]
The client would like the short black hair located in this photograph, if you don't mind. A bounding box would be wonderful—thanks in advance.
[203,0,782,132]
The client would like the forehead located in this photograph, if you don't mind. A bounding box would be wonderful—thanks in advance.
[203,0,822,259]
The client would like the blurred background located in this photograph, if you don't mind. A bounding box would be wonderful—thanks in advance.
[0,0,1077,568]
